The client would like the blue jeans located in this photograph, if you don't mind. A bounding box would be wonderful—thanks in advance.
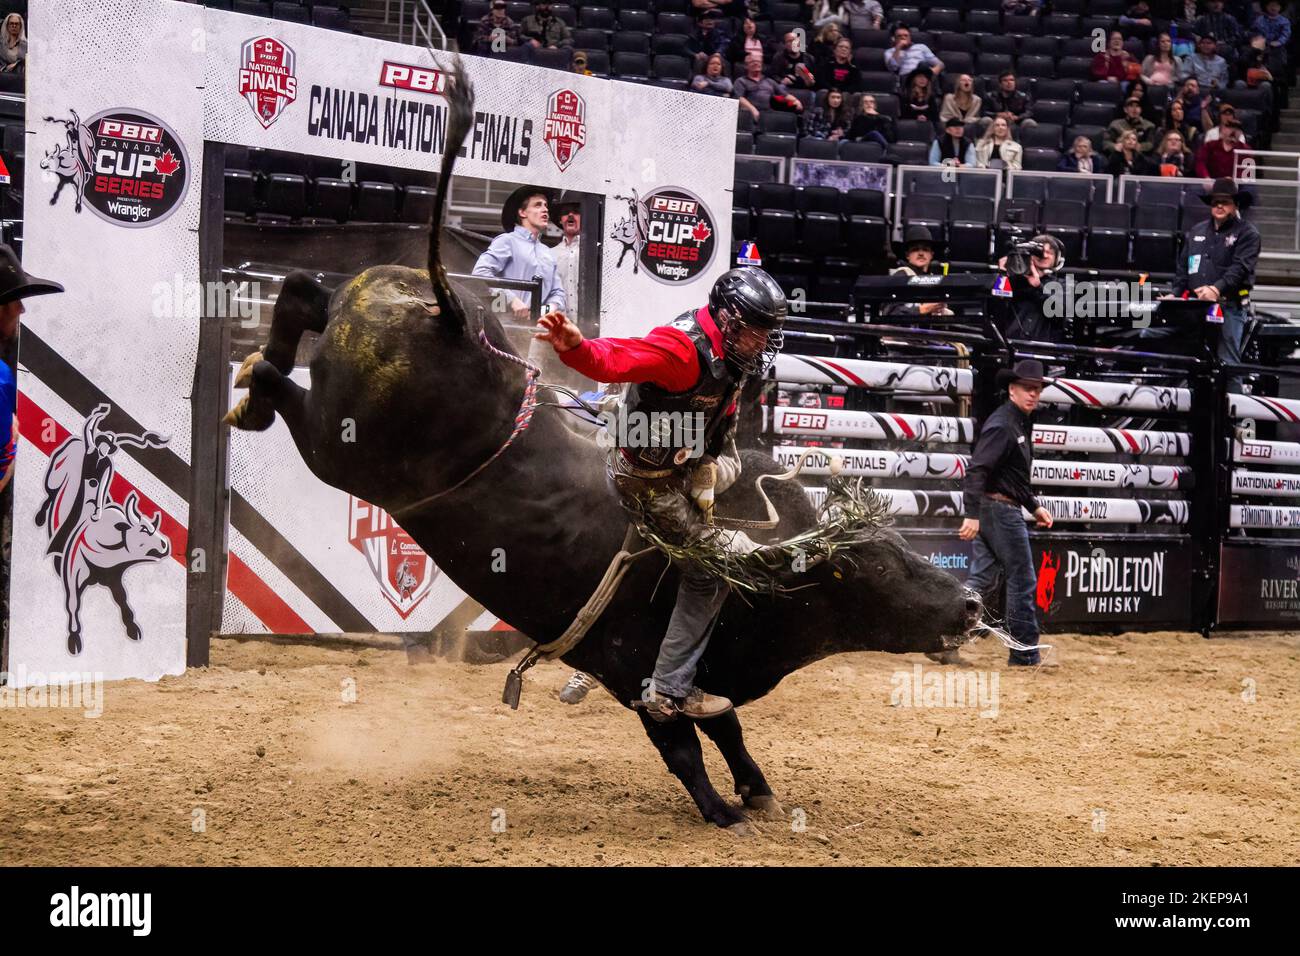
[966,498,1040,665]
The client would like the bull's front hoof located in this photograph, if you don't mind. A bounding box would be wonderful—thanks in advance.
[125,622,142,642]
[233,350,264,388]
[67,632,83,656]
[742,794,785,820]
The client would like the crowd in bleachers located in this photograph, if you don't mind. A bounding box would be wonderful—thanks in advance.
[192,0,356,32]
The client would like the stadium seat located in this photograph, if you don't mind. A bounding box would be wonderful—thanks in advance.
[1020,36,1060,58]
[534,48,572,70]
[1080,82,1123,106]
[977,34,1016,56]
[949,196,995,263]
[233,0,269,15]
[619,10,653,31]
[1021,123,1064,150]
[310,5,351,30]
[998,196,1042,228]
[311,177,352,223]
[760,112,796,136]
[756,209,798,254]
[1057,57,1094,80]
[755,133,797,157]
[652,33,692,57]
[1023,147,1061,171]
[653,55,691,82]
[581,50,610,75]
[847,188,887,219]
[839,141,886,163]
[1032,100,1072,127]
[902,168,954,198]
[401,186,435,224]
[860,70,898,93]
[847,215,889,260]
[737,110,756,132]
[1066,125,1105,151]
[223,169,256,216]
[579,7,615,29]
[1132,230,1176,275]
[733,207,752,241]
[801,212,844,257]
[355,182,398,222]
[814,275,855,304]
[1135,182,1183,208]
[1181,194,1211,230]
[976,53,1013,77]
[756,183,798,212]
[653,0,687,12]
[941,52,974,76]
[872,94,900,119]
[1004,14,1041,36]
[935,34,975,56]
[797,138,840,159]
[1017,56,1056,80]
[574,28,609,50]
[611,31,649,54]
[262,173,307,218]
[902,194,948,235]
[655,12,692,34]
[551,4,576,27]
[798,186,842,214]
[1134,203,1178,233]
[271,1,308,22]
[892,6,923,27]
[790,90,816,113]
[896,119,935,144]
[925,8,963,32]
[506,2,531,20]
[612,52,651,80]
[967,10,1000,33]
[1034,79,1079,104]
[733,182,753,209]
[1047,176,1100,204]
[1071,102,1118,128]
[1086,207,1131,270]
[734,158,778,184]
[889,142,930,165]
[1043,200,1087,262]
[957,173,999,200]
[735,132,755,154]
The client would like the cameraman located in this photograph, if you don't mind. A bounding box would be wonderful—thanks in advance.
[994,234,1067,343]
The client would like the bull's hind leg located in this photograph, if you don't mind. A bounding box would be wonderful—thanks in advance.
[696,710,784,820]
[225,271,329,431]
[637,712,749,831]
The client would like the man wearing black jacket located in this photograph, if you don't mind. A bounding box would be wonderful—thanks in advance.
[959,359,1055,666]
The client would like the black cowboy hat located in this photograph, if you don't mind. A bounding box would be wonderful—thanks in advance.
[1199,176,1254,209]
[0,243,64,306]
[500,184,555,233]
[995,358,1047,388]
[892,224,946,260]
[551,192,581,216]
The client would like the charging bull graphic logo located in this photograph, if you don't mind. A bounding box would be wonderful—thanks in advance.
[610,189,650,275]
[42,107,189,227]
[347,497,438,618]
[1035,551,1060,614]
[34,405,171,656]
[612,187,717,284]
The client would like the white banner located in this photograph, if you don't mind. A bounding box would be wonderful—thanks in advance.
[1231,469,1300,497]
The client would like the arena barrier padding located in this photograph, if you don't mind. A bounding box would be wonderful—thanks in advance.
[804,487,1189,525]
[1233,438,1300,465]
[1229,504,1300,528]
[1040,379,1192,413]
[1230,470,1300,497]
[770,354,973,393]
[1228,392,1300,422]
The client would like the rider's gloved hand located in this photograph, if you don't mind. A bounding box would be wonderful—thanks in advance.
[534,311,583,353]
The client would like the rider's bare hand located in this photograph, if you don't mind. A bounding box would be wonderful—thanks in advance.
[534,311,583,352]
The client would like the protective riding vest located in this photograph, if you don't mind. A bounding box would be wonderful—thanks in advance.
[618,307,743,477]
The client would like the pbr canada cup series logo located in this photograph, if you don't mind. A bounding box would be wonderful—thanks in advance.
[610,186,716,285]
[543,89,585,171]
[41,108,189,227]
[239,36,298,129]
[347,497,438,619]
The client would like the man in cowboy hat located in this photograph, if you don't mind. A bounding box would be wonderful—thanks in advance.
[884,225,952,318]
[1171,176,1259,367]
[957,359,1055,667]
[472,183,568,323]
[0,243,64,650]
[551,197,583,328]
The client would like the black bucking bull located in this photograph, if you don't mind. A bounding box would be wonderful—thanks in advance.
[225,60,980,830]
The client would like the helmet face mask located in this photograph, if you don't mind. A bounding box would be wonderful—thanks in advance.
[708,267,788,377]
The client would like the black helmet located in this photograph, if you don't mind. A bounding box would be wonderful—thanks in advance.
[708,267,787,376]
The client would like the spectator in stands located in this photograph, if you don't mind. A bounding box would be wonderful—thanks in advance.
[473,186,566,321]
[810,22,846,65]
[1121,1,1157,41]
[734,53,804,121]
[1148,128,1195,174]
[0,13,25,74]
[1093,30,1138,83]
[691,11,733,73]
[521,2,572,52]
[1160,97,1204,149]
[1002,0,1043,14]
[1236,32,1276,109]
[570,50,592,75]
[771,31,818,89]
[883,24,943,78]
[886,226,953,317]
[940,74,983,125]
[1195,119,1247,175]
[1058,135,1106,173]
[473,1,521,56]
[842,0,884,31]
[1169,177,1260,369]
[815,37,863,92]
[728,17,766,67]
[930,116,976,167]
[899,69,939,122]
[983,71,1037,131]
[808,0,848,28]
[692,53,735,95]
[692,0,742,20]
[1105,96,1159,152]
[1172,76,1219,129]
[1181,33,1231,88]
[1143,32,1181,87]
[848,93,897,144]
[1108,129,1145,174]
[1195,0,1246,62]
[802,88,854,140]
[1204,102,1250,143]
[1254,0,1292,51]
[975,116,1023,169]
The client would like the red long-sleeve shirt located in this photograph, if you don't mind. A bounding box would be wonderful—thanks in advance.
[559,306,723,393]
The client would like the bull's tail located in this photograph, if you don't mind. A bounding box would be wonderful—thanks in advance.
[428,57,474,321]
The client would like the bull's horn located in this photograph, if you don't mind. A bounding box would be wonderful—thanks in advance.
[151,510,161,533]
[124,491,141,522]
[233,350,263,389]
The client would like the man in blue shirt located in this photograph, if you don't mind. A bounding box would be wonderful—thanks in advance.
[473,184,567,322]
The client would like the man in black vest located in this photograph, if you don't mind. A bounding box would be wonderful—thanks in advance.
[959,359,1055,666]
[535,268,787,719]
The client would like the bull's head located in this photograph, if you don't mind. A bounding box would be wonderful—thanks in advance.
[122,492,170,562]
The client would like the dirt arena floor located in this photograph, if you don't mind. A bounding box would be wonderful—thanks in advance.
[2,629,1297,866]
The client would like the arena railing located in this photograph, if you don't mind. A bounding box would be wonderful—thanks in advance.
[789,157,892,194]
[389,0,449,49]
[737,154,788,184]
[1005,169,1114,204]
[890,165,1003,246]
